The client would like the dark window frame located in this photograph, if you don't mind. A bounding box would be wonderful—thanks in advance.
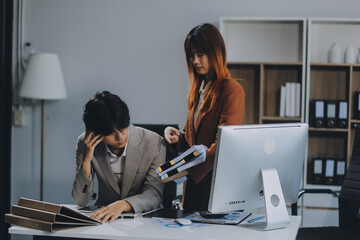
[0,0,13,239]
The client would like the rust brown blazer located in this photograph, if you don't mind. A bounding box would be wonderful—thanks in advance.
[173,78,245,210]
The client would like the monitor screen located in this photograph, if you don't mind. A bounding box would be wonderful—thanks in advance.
[208,123,308,217]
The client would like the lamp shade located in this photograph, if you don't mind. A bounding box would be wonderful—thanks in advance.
[20,53,67,100]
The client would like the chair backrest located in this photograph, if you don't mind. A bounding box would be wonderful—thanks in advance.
[339,124,360,231]
[134,123,179,208]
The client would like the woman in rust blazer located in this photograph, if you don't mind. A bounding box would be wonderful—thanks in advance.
[164,23,245,211]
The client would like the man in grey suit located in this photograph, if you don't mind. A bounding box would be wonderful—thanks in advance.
[72,91,165,223]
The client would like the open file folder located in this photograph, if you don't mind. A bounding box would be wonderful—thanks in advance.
[157,145,207,181]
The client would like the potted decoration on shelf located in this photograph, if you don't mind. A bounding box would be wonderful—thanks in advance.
[328,42,341,63]
[344,45,356,64]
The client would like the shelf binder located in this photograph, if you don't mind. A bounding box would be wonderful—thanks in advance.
[325,101,337,128]
[295,83,301,117]
[312,156,324,184]
[312,100,325,127]
[354,91,360,120]
[324,159,336,185]
[337,101,348,128]
[285,82,292,117]
[289,82,296,117]
[279,82,300,118]
[279,85,286,118]
[335,159,346,185]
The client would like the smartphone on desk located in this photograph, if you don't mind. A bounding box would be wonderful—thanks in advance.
[199,211,227,219]
[142,208,193,219]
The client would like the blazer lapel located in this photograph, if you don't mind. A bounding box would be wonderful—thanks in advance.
[94,142,121,196]
[195,109,206,133]
[187,106,196,145]
[194,80,211,134]
[121,125,143,199]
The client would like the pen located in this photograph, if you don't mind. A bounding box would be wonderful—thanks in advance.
[171,130,180,136]
[247,216,265,223]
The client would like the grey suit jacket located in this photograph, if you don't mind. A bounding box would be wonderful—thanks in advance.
[72,124,165,213]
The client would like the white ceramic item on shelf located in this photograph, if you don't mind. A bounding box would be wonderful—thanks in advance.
[345,45,356,64]
[329,42,341,63]
[357,48,360,63]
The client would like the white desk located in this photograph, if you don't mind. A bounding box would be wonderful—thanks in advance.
[9,215,301,240]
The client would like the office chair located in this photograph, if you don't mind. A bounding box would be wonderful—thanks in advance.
[134,123,181,209]
[295,124,360,240]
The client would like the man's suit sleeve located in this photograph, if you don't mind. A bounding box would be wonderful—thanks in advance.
[123,138,166,213]
[72,134,95,207]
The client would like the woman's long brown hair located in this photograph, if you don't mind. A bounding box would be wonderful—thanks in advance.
[184,23,232,112]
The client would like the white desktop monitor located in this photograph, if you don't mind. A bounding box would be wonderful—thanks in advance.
[208,123,308,230]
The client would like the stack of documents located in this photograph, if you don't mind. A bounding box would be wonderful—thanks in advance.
[157,145,207,180]
[5,197,100,232]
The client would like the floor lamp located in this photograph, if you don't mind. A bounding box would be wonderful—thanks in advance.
[19,53,67,201]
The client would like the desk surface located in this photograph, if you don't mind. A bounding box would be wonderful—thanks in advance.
[9,215,301,240]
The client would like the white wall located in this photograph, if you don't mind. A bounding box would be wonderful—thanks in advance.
[10,0,360,237]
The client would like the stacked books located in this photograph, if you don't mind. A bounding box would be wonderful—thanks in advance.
[5,197,100,232]
[157,145,207,181]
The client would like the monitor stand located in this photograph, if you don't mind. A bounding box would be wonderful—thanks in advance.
[241,168,290,231]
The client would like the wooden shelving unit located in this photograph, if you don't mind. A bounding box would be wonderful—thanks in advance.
[221,17,360,188]
[304,18,360,189]
[220,18,307,125]
[220,16,360,227]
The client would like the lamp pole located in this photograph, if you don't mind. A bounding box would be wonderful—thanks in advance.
[40,99,44,201]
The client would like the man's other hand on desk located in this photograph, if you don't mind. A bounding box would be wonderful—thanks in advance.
[90,200,132,223]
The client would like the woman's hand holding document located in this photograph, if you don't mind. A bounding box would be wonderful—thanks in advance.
[157,145,207,182]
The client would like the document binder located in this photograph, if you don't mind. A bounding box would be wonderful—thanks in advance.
[324,159,335,185]
[325,101,337,128]
[312,100,325,127]
[289,82,296,117]
[295,83,301,118]
[312,156,324,184]
[337,101,348,128]
[285,82,292,117]
[279,85,286,117]
[160,153,205,180]
[354,91,360,120]
[157,150,199,173]
[11,205,93,223]
[5,197,99,232]
[5,214,96,232]
[335,159,346,185]
[157,145,207,181]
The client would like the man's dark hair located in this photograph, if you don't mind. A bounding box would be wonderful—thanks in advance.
[83,91,130,136]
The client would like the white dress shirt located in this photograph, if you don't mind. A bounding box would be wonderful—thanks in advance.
[106,142,128,184]
[194,80,211,126]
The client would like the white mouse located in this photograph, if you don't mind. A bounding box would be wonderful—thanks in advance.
[174,218,192,226]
